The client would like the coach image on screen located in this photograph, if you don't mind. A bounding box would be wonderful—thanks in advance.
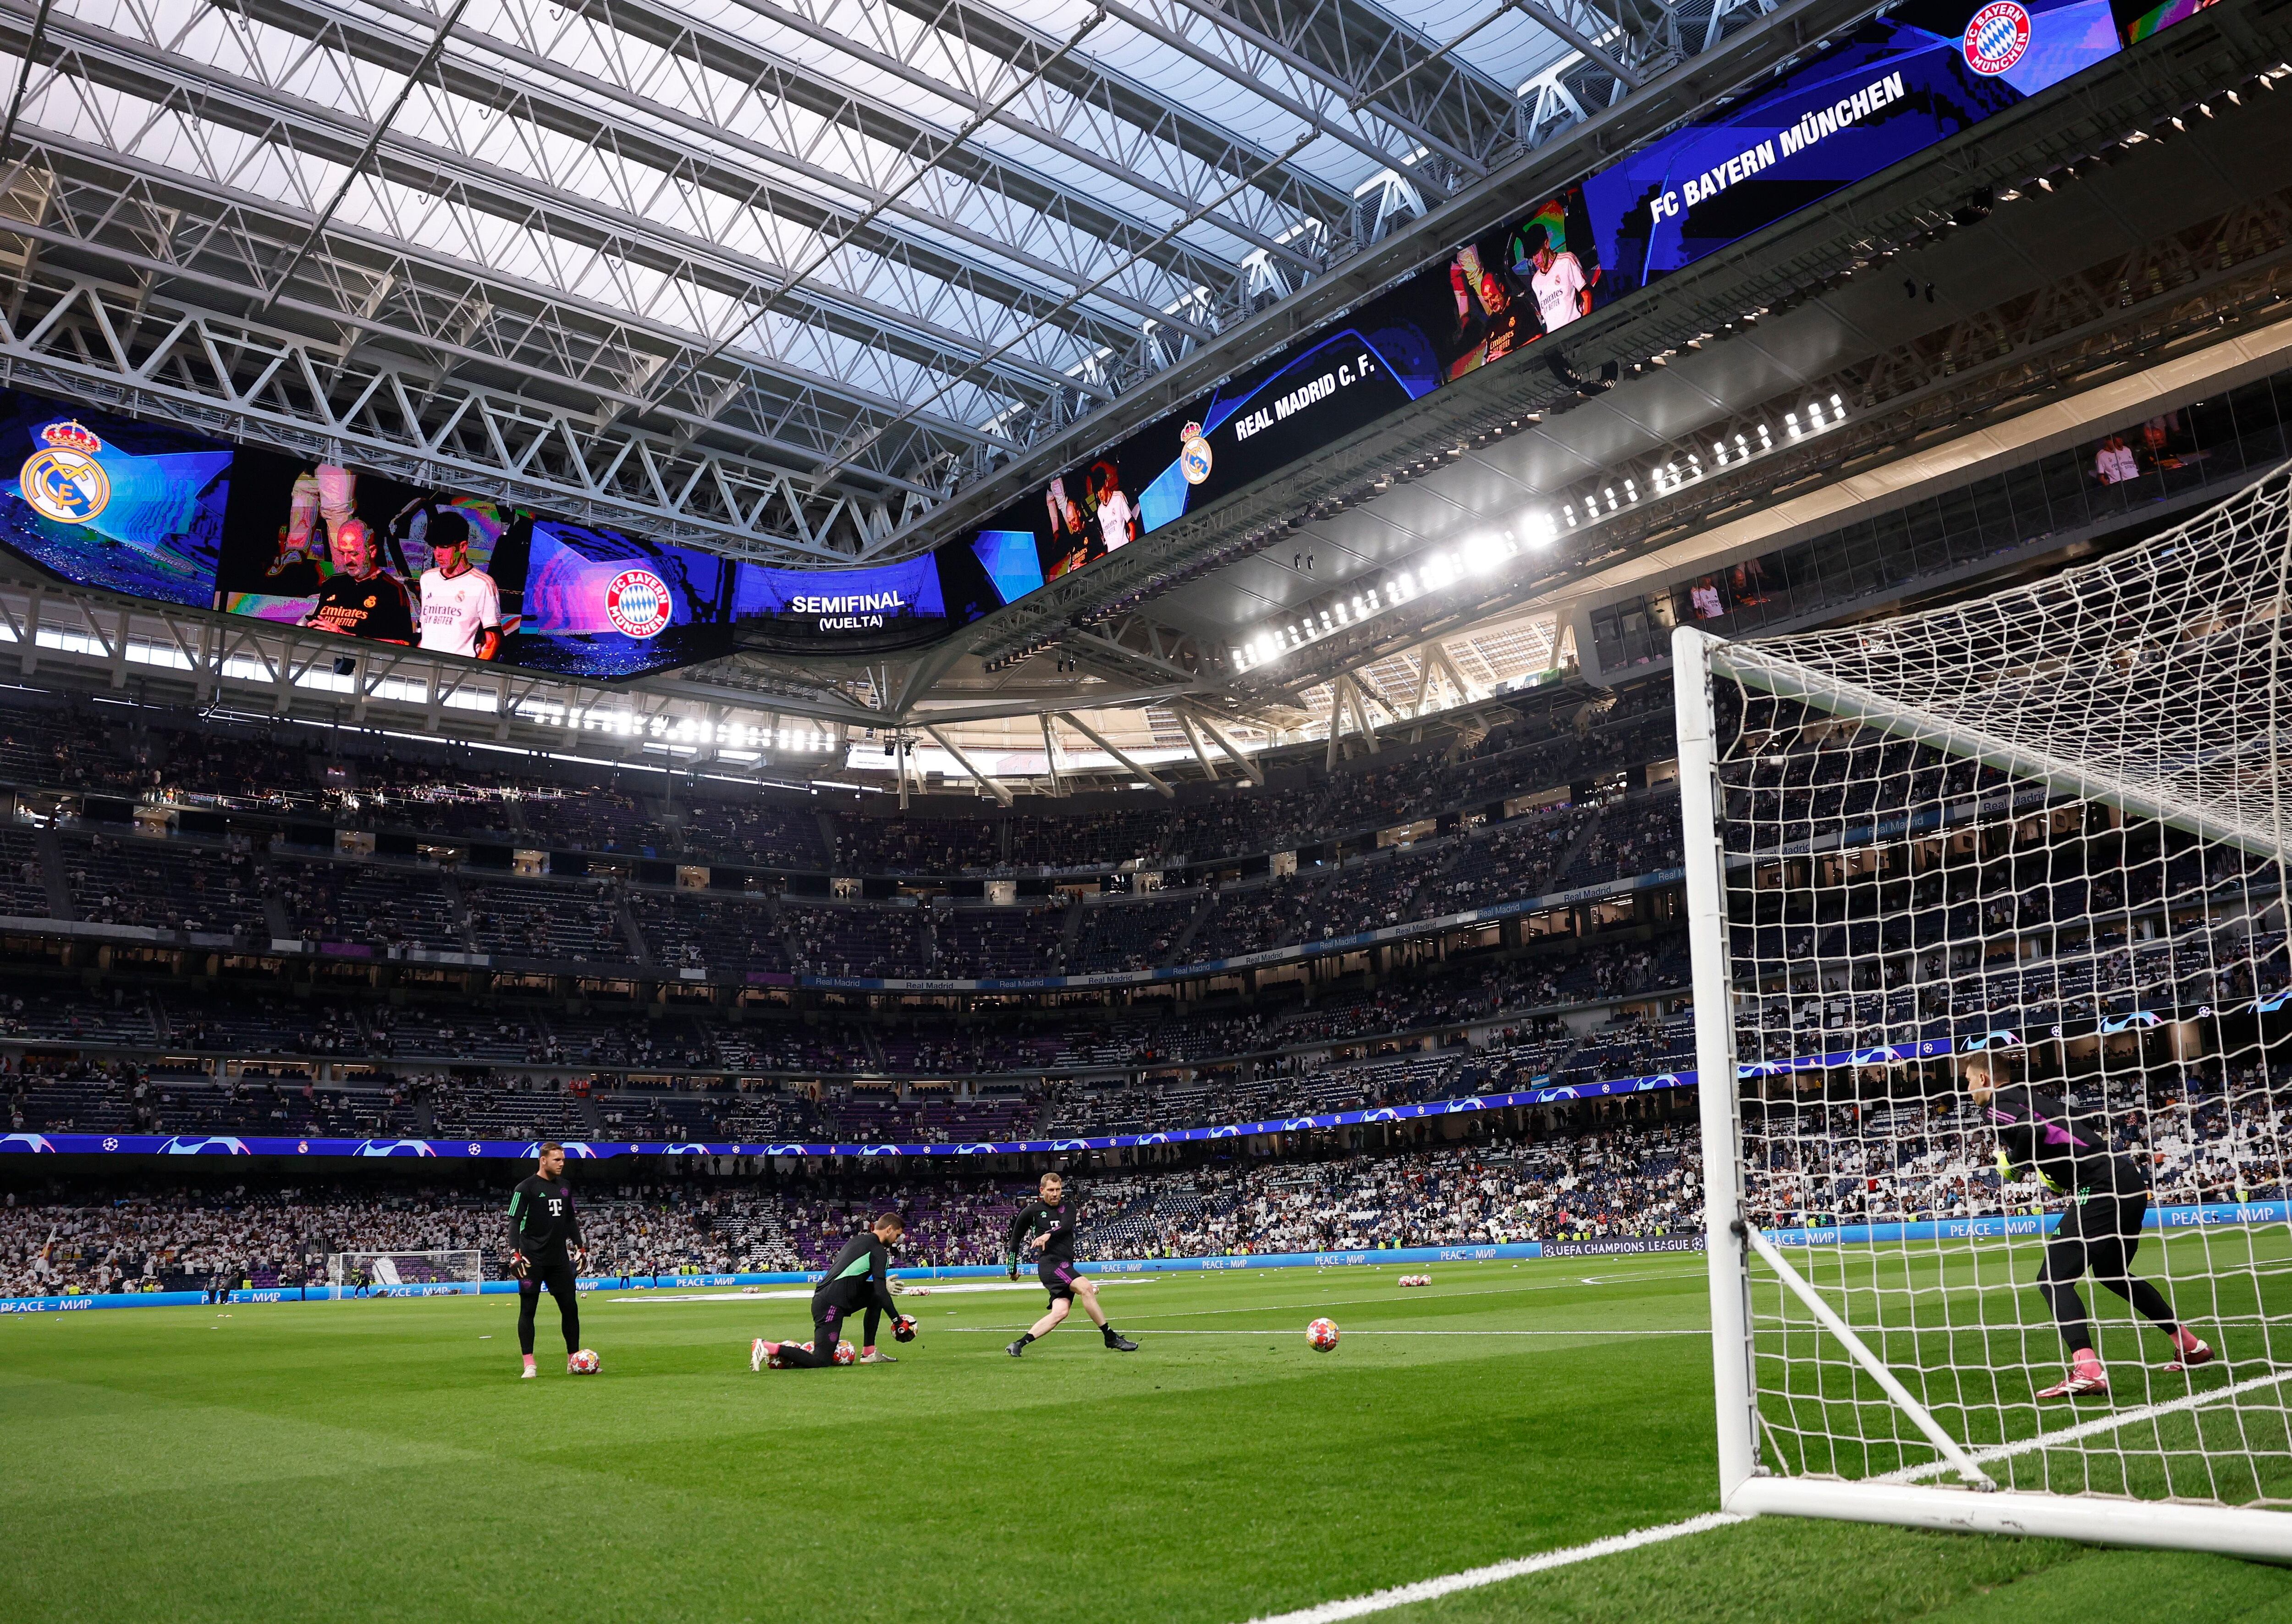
[301,519,416,645]
[416,510,503,661]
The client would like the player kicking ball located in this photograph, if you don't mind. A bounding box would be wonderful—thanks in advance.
[752,1212,918,1370]
[1005,1172,1137,1356]
[506,1141,588,1378]
[1967,1061,2210,1398]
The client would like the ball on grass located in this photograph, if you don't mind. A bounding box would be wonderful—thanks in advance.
[1307,1317,1339,1352]
[568,1348,601,1374]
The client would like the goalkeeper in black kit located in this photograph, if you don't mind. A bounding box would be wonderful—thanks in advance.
[1006,1171,1137,1356]
[506,1141,586,1379]
[1967,1062,2211,1398]
[752,1212,918,1369]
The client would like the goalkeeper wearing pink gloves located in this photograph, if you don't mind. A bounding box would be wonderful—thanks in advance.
[1968,1062,2210,1397]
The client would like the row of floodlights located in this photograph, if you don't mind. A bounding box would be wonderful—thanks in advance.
[1232,389,1850,672]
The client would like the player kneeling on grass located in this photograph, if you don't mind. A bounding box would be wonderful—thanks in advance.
[507,1141,588,1379]
[1005,1172,1136,1356]
[754,1211,917,1370]
[1967,1061,2210,1398]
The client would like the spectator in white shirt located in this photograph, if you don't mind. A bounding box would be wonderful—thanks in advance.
[416,512,503,661]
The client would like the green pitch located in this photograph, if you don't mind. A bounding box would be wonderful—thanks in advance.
[4,1252,2291,1624]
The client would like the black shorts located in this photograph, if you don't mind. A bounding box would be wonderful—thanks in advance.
[519,1256,577,1293]
[2054,1189,2148,1245]
[1039,1258,1081,1301]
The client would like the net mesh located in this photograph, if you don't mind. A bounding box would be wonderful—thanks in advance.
[1698,463,2292,1508]
[327,1250,483,1289]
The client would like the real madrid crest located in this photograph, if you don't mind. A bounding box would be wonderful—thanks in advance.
[1179,420,1212,486]
[19,420,110,524]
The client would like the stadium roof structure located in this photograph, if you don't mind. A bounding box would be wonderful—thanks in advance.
[0,0,1781,556]
[1,0,2290,796]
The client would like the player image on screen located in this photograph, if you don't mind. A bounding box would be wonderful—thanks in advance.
[1091,461,1136,557]
[1966,1060,2211,1398]
[417,510,503,661]
[301,519,416,645]
[1444,241,1528,381]
[751,1211,917,1368]
[1039,460,1141,579]
[1004,1172,1138,1356]
[1521,223,1592,336]
[507,1140,587,1378]
[264,463,357,588]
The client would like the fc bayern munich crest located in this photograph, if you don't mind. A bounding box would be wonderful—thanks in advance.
[1962,1,2031,75]
[18,420,110,525]
[604,568,673,638]
[1179,420,1213,485]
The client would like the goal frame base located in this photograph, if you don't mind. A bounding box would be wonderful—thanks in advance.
[1732,1476,2292,1563]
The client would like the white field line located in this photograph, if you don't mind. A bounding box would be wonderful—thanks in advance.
[1127,1276,1701,1323]
[1238,1513,1747,1624]
[934,1327,1707,1337]
[608,1278,1162,1303]
[1883,1365,2292,1484]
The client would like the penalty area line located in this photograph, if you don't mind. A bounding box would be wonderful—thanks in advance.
[1238,1512,1745,1624]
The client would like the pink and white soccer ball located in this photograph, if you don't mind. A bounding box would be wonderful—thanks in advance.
[1307,1317,1339,1352]
[832,1339,858,1366]
[568,1348,601,1374]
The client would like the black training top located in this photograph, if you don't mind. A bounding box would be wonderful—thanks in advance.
[815,1231,899,1317]
[1007,1198,1080,1264]
[506,1174,583,1263]
[1985,1083,2146,1196]
[307,570,416,643]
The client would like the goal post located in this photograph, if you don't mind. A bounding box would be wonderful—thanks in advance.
[1674,462,2292,1561]
[325,1250,485,1296]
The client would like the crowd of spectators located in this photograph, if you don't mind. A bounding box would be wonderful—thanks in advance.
[0,1119,1709,1297]
[0,679,1683,887]
[10,1042,2288,1299]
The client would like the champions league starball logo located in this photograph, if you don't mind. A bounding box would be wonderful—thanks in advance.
[1962,1,2031,75]
[1179,421,1213,485]
[604,568,673,638]
[19,420,110,524]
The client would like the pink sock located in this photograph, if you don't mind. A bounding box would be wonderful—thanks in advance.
[522,1354,535,1368]
[2072,1348,2105,1373]
[2173,1326,2204,1353]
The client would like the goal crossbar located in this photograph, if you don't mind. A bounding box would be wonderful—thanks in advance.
[1712,641,2291,865]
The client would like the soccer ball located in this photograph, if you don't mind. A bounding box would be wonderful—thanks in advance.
[832,1339,857,1365]
[1307,1317,1339,1352]
[568,1348,601,1374]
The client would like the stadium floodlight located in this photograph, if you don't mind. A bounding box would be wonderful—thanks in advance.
[327,1250,485,1297]
[1675,462,2292,1562]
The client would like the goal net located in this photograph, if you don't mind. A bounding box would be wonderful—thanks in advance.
[325,1250,484,1296]
[1674,462,2292,1558]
